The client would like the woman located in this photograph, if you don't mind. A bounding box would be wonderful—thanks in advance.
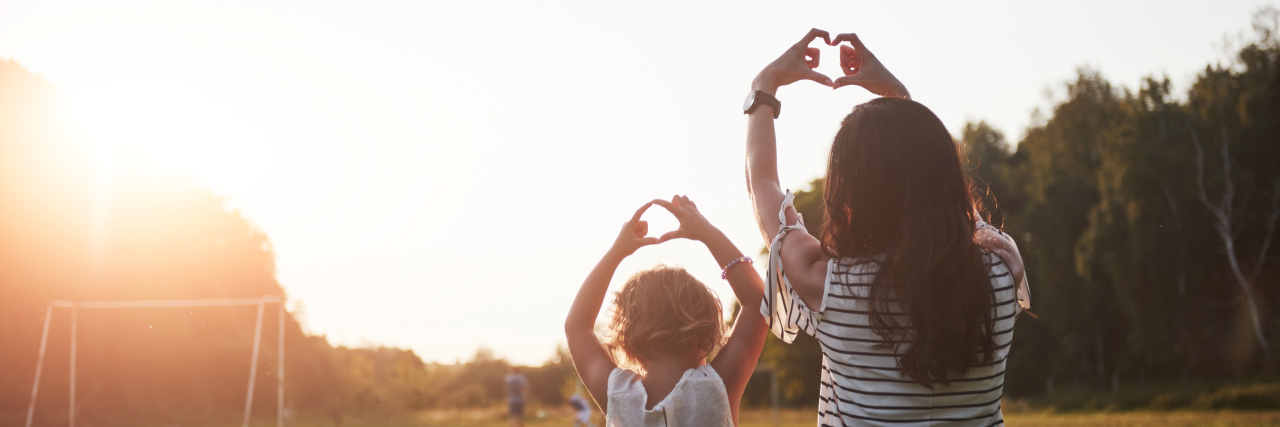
[743,29,1030,426]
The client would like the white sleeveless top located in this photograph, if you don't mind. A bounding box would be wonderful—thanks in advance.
[605,365,733,427]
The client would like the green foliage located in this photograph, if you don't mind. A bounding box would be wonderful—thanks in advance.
[980,7,1280,395]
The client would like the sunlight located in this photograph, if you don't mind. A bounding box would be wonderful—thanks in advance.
[66,76,267,193]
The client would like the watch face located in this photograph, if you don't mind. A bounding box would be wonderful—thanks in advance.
[743,90,756,112]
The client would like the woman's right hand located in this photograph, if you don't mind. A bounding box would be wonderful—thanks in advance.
[752,28,836,93]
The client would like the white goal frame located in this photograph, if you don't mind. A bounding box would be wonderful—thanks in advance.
[25,296,285,427]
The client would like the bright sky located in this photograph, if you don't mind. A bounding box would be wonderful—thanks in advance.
[0,0,1267,365]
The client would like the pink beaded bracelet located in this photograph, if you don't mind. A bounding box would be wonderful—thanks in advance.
[721,256,753,279]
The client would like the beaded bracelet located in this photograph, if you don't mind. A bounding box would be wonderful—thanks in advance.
[721,256,753,280]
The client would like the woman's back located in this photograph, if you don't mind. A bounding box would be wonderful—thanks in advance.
[743,29,1031,427]
[769,250,1020,427]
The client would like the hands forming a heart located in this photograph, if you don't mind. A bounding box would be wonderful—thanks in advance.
[753,28,910,100]
[608,196,721,258]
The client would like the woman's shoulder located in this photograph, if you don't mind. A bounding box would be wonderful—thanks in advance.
[980,248,1012,274]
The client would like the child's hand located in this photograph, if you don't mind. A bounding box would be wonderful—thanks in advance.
[652,195,718,243]
[608,202,661,258]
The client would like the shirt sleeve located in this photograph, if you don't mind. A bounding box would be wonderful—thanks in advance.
[993,226,1031,314]
[976,220,1031,314]
[1014,250,1031,314]
[759,190,824,344]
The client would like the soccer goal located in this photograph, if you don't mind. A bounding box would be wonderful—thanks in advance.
[25,295,286,427]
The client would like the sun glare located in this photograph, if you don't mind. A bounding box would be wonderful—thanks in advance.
[66,76,268,194]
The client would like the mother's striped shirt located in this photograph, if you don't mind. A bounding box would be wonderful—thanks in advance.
[760,191,1027,427]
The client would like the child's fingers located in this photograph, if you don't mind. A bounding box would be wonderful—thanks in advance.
[658,230,684,243]
[629,201,653,223]
[650,198,679,213]
[679,195,697,209]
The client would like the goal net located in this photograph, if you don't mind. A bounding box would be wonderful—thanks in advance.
[25,296,285,427]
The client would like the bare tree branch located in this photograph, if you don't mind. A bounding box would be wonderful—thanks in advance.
[1190,127,1271,358]
[1220,125,1235,219]
[1248,177,1280,282]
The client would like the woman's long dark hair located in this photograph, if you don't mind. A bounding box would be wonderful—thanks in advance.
[821,97,994,387]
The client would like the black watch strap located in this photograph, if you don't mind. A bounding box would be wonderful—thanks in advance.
[745,90,781,119]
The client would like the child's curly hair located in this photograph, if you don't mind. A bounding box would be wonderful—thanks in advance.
[605,266,724,370]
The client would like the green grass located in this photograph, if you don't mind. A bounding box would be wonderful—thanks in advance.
[1017,381,1280,412]
[269,407,1280,427]
[1003,411,1280,426]
[58,381,1280,426]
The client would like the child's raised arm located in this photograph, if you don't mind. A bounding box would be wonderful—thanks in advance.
[564,202,659,414]
[651,196,767,421]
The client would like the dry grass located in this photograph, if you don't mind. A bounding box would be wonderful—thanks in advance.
[737,409,1280,426]
[1003,411,1280,426]
[279,407,1280,427]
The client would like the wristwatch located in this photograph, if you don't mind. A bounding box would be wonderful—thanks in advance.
[743,90,780,119]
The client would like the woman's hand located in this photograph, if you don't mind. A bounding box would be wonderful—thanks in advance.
[651,195,718,243]
[831,33,910,99]
[608,202,662,258]
[752,28,836,93]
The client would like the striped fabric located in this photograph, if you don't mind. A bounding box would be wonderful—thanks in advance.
[761,191,1024,427]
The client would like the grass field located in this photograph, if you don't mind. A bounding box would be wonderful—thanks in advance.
[276,407,1280,427]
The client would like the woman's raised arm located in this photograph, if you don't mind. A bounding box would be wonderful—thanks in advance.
[745,30,912,309]
[744,29,833,242]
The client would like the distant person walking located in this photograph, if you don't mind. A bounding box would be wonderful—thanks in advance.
[506,367,528,427]
[568,393,595,427]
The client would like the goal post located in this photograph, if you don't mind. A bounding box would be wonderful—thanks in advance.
[25,295,285,427]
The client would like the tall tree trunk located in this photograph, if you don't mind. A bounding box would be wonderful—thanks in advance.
[1158,178,1188,296]
[1191,129,1276,358]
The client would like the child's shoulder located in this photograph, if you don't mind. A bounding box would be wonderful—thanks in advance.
[681,365,728,394]
[607,367,644,395]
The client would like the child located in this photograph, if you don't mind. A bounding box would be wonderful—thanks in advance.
[565,196,767,427]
